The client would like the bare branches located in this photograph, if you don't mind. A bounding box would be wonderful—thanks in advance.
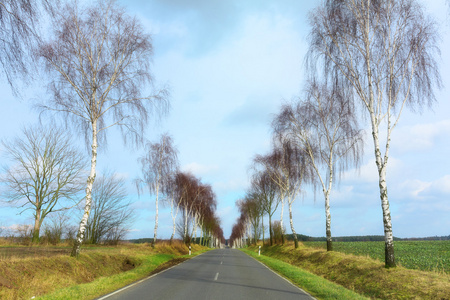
[137,133,178,246]
[0,124,86,243]
[273,79,363,251]
[38,0,169,148]
[307,0,441,266]
[171,171,222,245]
[36,0,169,257]
[85,171,134,245]
[0,0,57,95]
[138,134,179,196]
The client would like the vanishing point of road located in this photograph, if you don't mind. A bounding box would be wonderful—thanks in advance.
[98,248,315,300]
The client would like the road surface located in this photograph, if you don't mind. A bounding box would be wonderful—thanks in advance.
[99,248,314,300]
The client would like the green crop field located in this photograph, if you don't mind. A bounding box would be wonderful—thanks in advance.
[303,240,450,273]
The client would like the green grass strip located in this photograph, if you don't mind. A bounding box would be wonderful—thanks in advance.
[37,250,208,300]
[241,249,368,300]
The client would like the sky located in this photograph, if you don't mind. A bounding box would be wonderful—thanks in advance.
[1,0,449,240]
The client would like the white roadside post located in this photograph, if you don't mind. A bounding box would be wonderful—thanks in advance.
[189,246,191,256]
[259,245,261,256]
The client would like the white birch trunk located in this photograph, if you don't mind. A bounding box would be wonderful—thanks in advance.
[153,187,159,246]
[279,197,285,244]
[324,189,332,251]
[191,213,197,243]
[183,207,188,243]
[325,161,333,252]
[170,196,180,242]
[288,199,298,248]
[371,114,395,267]
[261,216,265,245]
[71,119,97,258]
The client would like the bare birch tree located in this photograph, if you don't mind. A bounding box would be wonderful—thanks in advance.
[274,80,363,251]
[307,0,441,266]
[173,172,197,244]
[164,174,181,243]
[256,137,312,248]
[250,170,280,246]
[37,0,168,257]
[0,125,86,243]
[136,134,178,247]
[238,196,263,244]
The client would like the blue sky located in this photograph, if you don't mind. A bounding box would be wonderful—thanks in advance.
[1,0,449,240]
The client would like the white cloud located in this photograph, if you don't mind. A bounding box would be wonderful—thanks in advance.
[182,162,219,176]
[392,120,450,153]
[398,179,433,199]
[419,175,450,198]
[214,179,248,194]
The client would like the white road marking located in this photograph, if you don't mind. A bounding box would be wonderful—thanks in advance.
[214,272,219,281]
[97,252,207,300]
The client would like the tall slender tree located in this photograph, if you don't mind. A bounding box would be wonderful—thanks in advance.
[250,169,280,246]
[137,134,178,247]
[38,0,168,257]
[164,174,181,244]
[307,0,441,266]
[274,80,363,251]
[260,137,312,249]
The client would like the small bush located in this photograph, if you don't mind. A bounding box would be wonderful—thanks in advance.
[271,221,284,244]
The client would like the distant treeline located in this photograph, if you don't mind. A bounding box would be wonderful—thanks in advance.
[128,235,450,244]
[285,234,450,242]
[127,238,154,244]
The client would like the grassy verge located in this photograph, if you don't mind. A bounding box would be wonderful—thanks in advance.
[241,248,368,300]
[0,242,209,300]
[245,243,450,299]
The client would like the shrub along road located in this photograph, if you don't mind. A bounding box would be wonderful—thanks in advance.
[98,248,314,300]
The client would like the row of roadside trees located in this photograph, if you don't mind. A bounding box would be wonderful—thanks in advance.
[0,0,224,254]
[136,134,225,247]
[230,0,441,269]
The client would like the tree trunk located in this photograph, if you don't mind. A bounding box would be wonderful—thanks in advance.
[325,191,332,251]
[280,198,285,244]
[269,213,273,246]
[191,214,197,244]
[254,221,258,245]
[288,201,298,248]
[261,216,265,245]
[71,120,97,258]
[170,197,178,244]
[32,207,41,243]
[370,110,396,267]
[199,220,203,246]
[183,207,188,244]
[364,14,396,268]
[379,163,395,268]
[152,188,159,247]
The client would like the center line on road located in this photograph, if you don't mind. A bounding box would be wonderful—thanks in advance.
[220,261,223,265]
[214,272,219,281]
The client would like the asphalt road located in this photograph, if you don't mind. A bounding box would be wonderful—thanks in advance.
[98,248,314,300]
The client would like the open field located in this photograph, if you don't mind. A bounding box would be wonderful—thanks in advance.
[245,243,450,299]
[303,240,450,273]
[0,241,208,300]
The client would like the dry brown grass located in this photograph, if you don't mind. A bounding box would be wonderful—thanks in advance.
[251,242,450,299]
[0,240,207,300]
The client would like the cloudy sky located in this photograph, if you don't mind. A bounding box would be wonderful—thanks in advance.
[1,0,449,240]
